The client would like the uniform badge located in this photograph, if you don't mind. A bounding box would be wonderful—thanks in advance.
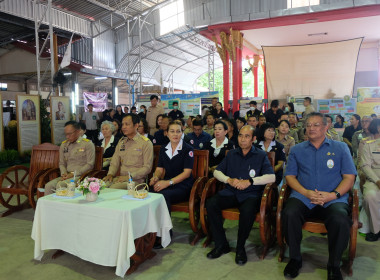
[327,152,331,156]
[78,148,85,152]
[249,169,256,178]
[327,159,334,169]
[199,143,203,148]
[190,139,194,144]
[189,151,194,157]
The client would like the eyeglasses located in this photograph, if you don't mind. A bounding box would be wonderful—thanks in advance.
[65,130,78,136]
[306,123,322,128]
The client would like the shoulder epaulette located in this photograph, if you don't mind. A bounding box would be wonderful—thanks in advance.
[83,138,90,142]
[288,135,294,140]
[141,135,149,141]
[326,132,331,137]
[62,140,67,144]
[366,139,376,144]
[118,137,124,143]
[362,137,370,141]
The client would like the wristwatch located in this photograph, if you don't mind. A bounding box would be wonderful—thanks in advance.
[249,178,254,185]
[333,190,341,199]
[169,180,174,186]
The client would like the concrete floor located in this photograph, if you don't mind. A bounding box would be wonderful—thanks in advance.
[0,203,380,280]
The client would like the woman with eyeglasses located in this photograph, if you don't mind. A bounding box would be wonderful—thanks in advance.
[255,122,286,185]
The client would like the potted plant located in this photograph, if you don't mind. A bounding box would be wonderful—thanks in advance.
[77,177,106,202]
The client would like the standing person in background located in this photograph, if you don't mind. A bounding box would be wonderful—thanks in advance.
[302,97,315,118]
[246,101,262,120]
[146,95,164,135]
[264,100,283,127]
[213,102,228,120]
[343,114,362,152]
[114,105,124,122]
[108,109,116,121]
[209,97,218,116]
[130,106,137,114]
[82,103,100,144]
[168,101,184,120]
[334,115,345,128]
[138,105,147,119]
[123,106,129,114]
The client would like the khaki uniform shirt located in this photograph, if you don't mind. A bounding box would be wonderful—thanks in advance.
[146,104,164,135]
[358,136,374,168]
[59,137,95,176]
[326,128,341,142]
[184,127,193,135]
[203,125,214,137]
[108,133,153,183]
[360,138,380,184]
[352,130,371,158]
[275,134,295,157]
[303,105,315,117]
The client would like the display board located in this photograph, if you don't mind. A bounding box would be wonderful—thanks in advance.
[317,98,356,123]
[16,94,41,154]
[83,92,108,112]
[51,96,71,144]
[357,87,380,117]
[0,93,3,151]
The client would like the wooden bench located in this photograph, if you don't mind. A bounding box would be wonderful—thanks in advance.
[199,152,277,259]
[35,146,103,203]
[276,184,359,276]
[0,143,60,216]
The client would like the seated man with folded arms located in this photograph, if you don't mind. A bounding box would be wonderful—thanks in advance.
[282,112,356,280]
[45,121,95,195]
[103,114,153,188]
[206,125,275,265]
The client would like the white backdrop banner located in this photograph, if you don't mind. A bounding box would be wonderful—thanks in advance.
[263,38,363,101]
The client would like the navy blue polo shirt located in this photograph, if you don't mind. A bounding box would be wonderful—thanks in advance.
[187,131,212,150]
[153,129,169,146]
[168,109,184,120]
[216,146,274,202]
[285,138,357,209]
[158,141,194,190]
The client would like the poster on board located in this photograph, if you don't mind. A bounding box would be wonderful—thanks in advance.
[0,93,3,150]
[83,92,108,112]
[317,98,356,124]
[288,96,315,118]
[51,96,71,144]
[357,87,380,117]
[16,94,41,154]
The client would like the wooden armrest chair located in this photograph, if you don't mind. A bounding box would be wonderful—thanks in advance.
[0,143,60,216]
[276,184,359,276]
[35,147,103,204]
[199,151,277,259]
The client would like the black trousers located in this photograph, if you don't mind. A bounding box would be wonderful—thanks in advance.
[156,185,190,215]
[206,193,261,250]
[85,129,98,144]
[282,198,352,267]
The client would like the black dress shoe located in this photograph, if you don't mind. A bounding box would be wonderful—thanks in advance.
[207,245,230,259]
[153,237,163,249]
[365,232,379,242]
[284,259,302,278]
[327,266,343,280]
[235,248,247,265]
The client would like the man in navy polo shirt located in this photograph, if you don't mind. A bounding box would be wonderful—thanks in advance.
[168,101,184,120]
[187,119,212,150]
[206,125,275,265]
[282,112,356,280]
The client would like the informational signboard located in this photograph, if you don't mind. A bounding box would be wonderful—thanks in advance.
[83,92,108,112]
[357,87,380,117]
[200,91,219,108]
[317,98,356,124]
[0,93,3,151]
[17,94,41,154]
[51,96,71,144]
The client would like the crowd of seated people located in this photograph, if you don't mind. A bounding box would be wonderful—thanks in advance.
[42,95,380,280]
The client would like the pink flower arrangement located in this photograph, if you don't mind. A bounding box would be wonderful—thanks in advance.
[78,177,106,195]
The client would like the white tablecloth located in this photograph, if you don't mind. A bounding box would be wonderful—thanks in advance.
[31,188,172,277]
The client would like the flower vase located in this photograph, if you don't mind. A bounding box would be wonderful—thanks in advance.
[86,192,98,202]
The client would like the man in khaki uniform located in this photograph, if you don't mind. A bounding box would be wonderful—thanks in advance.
[352,116,372,158]
[303,97,315,118]
[104,114,153,188]
[146,95,164,135]
[325,115,341,142]
[45,121,95,195]
[360,119,380,241]
[203,114,215,136]
[289,113,304,143]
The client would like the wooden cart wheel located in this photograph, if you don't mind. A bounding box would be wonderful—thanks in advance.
[0,166,29,210]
